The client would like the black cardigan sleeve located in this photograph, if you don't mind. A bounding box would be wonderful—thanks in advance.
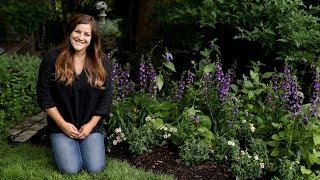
[36,52,56,110]
[93,54,113,118]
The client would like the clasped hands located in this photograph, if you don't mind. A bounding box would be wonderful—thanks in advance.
[60,121,94,140]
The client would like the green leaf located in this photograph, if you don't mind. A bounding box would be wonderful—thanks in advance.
[199,115,212,129]
[271,134,281,141]
[266,140,279,148]
[313,132,320,145]
[163,61,176,72]
[230,84,238,93]
[300,166,312,175]
[250,70,259,82]
[271,122,282,129]
[271,149,280,157]
[248,91,255,100]
[156,74,164,91]
[243,80,253,88]
[203,63,215,74]
[262,72,273,79]
[200,48,211,59]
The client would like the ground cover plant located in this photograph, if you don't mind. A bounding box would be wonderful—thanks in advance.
[0,54,41,135]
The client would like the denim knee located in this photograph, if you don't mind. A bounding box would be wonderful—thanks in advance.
[60,164,82,175]
[86,163,105,174]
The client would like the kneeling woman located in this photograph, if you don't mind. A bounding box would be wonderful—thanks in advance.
[37,14,112,174]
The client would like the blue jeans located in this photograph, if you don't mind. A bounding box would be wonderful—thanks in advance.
[50,133,105,175]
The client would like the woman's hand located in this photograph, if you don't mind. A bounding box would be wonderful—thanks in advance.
[77,123,94,139]
[60,121,80,138]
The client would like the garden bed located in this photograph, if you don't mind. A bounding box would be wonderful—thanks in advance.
[108,144,232,180]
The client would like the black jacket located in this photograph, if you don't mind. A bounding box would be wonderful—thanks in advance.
[36,50,113,134]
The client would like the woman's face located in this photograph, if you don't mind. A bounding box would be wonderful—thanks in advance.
[69,23,92,53]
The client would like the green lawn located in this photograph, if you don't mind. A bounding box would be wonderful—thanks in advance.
[0,141,174,180]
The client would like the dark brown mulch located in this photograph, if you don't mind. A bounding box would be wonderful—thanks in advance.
[108,144,233,180]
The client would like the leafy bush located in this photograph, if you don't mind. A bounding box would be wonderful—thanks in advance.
[156,0,320,66]
[0,0,53,37]
[0,54,41,134]
[98,19,122,50]
[127,123,162,155]
[179,138,211,166]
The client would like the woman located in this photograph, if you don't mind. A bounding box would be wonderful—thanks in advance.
[36,14,112,174]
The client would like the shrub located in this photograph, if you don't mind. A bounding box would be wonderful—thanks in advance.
[0,54,41,134]
[179,138,211,166]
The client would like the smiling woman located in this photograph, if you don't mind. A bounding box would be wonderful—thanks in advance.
[36,14,113,175]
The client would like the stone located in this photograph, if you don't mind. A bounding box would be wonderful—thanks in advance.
[13,130,37,142]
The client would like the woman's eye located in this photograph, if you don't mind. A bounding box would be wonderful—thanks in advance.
[85,34,90,37]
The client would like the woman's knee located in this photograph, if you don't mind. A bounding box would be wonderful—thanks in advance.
[86,163,105,174]
[59,164,82,175]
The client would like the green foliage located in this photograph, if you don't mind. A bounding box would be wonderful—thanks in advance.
[0,54,41,134]
[127,123,162,155]
[0,0,53,37]
[156,0,320,65]
[98,19,122,50]
[178,138,211,166]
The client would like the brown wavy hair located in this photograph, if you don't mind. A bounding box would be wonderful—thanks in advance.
[55,13,106,90]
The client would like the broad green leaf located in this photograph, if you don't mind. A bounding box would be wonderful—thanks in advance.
[300,166,312,175]
[199,115,212,129]
[156,74,164,91]
[271,134,280,141]
[262,72,273,79]
[266,141,279,148]
[271,149,279,157]
[271,122,282,129]
[250,70,259,82]
[313,132,320,145]
[163,61,176,72]
[248,91,255,100]
[200,48,211,59]
[203,63,215,74]
[243,80,253,88]
[230,84,238,93]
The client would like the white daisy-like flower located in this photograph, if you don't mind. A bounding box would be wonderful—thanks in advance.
[113,140,118,145]
[254,155,259,160]
[115,127,122,134]
[227,140,235,146]
[250,123,256,133]
[260,162,265,169]
[145,115,152,122]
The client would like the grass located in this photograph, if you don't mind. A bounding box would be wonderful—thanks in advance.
[0,141,174,180]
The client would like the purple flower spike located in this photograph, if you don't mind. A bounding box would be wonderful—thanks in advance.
[311,73,320,118]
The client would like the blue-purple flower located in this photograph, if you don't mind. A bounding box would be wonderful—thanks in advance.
[163,52,173,61]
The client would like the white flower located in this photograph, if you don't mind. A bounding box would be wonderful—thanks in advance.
[145,115,152,122]
[227,140,235,146]
[250,123,256,133]
[163,134,168,139]
[113,140,118,145]
[163,126,168,131]
[260,162,265,169]
[170,127,177,133]
[115,127,122,134]
[240,150,246,155]
[254,155,259,160]
[242,120,246,124]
